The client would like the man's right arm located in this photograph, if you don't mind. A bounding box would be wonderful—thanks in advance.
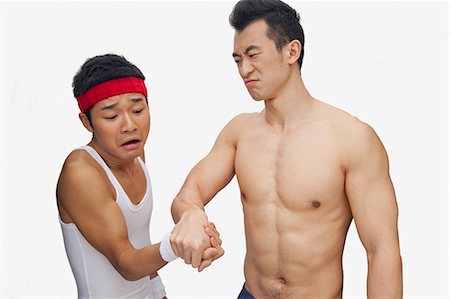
[57,156,218,280]
[171,114,247,268]
[57,158,169,280]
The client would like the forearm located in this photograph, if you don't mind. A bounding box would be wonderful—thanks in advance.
[171,184,207,223]
[117,243,167,281]
[367,250,403,298]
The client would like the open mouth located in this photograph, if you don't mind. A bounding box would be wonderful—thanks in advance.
[122,139,140,146]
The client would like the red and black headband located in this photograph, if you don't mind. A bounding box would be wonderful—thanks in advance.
[76,77,147,113]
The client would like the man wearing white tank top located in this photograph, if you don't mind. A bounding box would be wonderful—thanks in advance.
[56,54,224,299]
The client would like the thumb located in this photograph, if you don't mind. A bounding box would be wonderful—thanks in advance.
[202,247,218,260]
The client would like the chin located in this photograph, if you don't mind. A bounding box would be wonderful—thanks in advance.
[119,146,143,158]
[248,92,263,101]
[250,96,264,102]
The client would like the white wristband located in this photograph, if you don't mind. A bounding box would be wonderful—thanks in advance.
[159,232,178,262]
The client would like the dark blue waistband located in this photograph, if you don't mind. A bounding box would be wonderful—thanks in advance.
[237,284,255,299]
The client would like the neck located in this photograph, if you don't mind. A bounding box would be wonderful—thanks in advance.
[89,140,137,175]
[263,74,314,129]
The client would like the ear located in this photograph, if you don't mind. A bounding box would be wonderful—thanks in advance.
[286,39,302,65]
[79,113,94,132]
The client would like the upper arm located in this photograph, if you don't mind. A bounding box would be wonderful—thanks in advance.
[344,122,400,254]
[176,115,246,206]
[57,160,133,268]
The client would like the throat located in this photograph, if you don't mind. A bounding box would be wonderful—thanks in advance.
[112,159,141,179]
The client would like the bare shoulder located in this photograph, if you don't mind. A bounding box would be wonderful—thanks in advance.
[216,112,259,144]
[57,150,113,206]
[315,101,378,142]
[225,112,259,130]
[59,150,103,182]
[321,103,387,169]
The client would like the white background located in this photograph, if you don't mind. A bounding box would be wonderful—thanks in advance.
[1,1,448,298]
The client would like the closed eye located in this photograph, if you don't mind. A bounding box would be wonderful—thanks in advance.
[134,109,144,114]
[105,115,117,120]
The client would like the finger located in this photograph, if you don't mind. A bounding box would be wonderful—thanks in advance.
[191,247,203,268]
[183,246,192,265]
[214,234,222,246]
[202,247,218,260]
[207,221,217,231]
[213,245,225,260]
[176,242,187,262]
[184,255,191,265]
[198,258,213,272]
[210,236,219,247]
[206,229,222,247]
[203,221,217,232]
[205,222,220,238]
[204,224,222,246]
[204,226,220,242]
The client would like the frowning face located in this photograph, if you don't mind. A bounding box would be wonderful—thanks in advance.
[233,19,292,101]
[81,92,150,162]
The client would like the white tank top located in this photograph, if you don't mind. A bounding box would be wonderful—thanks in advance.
[60,145,166,299]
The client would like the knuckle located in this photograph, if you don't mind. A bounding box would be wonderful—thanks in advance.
[182,240,192,249]
[193,244,204,251]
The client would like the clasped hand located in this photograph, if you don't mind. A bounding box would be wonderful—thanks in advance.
[170,210,224,272]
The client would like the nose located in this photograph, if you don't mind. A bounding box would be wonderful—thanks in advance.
[239,57,254,78]
[121,113,137,133]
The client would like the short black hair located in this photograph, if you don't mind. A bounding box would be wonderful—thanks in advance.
[72,54,146,125]
[229,0,305,69]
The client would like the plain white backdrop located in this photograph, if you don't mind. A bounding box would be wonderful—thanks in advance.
[1,1,448,298]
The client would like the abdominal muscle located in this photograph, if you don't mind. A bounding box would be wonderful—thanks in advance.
[241,193,352,299]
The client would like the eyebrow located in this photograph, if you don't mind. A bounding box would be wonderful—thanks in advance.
[232,45,261,58]
[100,98,144,111]
[129,98,144,103]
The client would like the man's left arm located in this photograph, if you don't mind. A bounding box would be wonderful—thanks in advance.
[344,122,402,298]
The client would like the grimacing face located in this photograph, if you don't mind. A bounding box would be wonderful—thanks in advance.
[233,19,292,101]
[82,92,150,162]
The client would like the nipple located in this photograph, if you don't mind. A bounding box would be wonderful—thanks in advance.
[311,200,321,208]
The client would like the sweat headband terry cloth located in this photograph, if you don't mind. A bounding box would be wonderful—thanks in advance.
[76,77,148,113]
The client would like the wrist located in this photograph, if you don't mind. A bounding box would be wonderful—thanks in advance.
[180,207,207,222]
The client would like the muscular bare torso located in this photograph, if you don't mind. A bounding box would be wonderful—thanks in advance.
[233,101,356,298]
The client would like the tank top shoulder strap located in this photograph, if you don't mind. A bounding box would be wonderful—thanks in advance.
[136,157,152,201]
[76,145,122,195]
[136,157,151,187]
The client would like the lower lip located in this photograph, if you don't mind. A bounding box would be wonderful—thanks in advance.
[122,141,141,150]
[245,80,258,86]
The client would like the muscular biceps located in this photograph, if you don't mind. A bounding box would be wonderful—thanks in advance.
[344,124,399,251]
[343,122,402,297]
[172,115,242,220]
